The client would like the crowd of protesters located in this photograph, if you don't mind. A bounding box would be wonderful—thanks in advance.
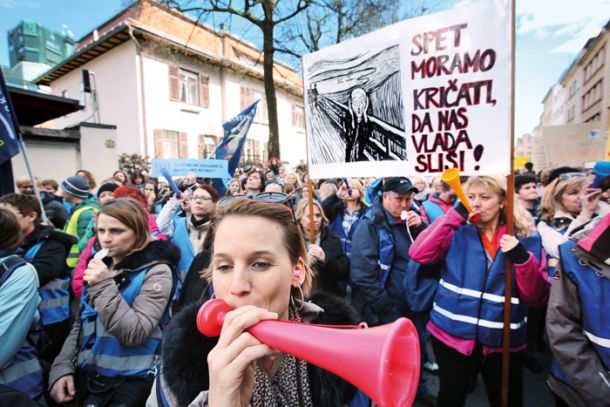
[0,159,609,407]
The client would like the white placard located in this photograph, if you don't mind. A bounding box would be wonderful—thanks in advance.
[303,0,511,179]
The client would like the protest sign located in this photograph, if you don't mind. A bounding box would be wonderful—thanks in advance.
[151,158,229,179]
[514,156,530,170]
[303,0,511,178]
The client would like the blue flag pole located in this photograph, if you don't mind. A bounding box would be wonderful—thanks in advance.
[211,101,259,196]
[0,70,19,196]
[0,71,48,221]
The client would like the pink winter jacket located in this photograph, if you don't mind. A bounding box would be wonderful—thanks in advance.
[72,212,167,298]
[408,208,550,355]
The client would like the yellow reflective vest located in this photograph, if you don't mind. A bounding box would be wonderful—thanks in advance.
[64,205,97,269]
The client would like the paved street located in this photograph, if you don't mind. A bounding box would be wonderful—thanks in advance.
[414,348,554,407]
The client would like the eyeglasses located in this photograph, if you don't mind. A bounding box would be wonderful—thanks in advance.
[558,172,587,181]
[192,195,213,202]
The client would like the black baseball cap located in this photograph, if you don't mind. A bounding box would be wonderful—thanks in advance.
[383,177,418,194]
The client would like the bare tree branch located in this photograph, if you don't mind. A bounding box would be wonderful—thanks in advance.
[273,45,302,59]
[275,0,310,24]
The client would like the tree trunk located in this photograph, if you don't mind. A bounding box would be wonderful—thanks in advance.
[262,21,281,160]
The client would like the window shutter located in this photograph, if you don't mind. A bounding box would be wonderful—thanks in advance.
[154,129,163,158]
[254,140,260,161]
[169,65,180,101]
[198,134,205,158]
[199,75,209,108]
[241,87,257,109]
[240,86,247,109]
[178,132,188,158]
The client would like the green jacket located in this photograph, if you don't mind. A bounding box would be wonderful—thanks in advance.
[63,197,99,269]
[65,197,99,240]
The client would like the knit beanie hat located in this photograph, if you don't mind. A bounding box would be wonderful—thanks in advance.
[61,176,90,199]
[97,183,119,199]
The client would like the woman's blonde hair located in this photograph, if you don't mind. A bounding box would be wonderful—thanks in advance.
[201,199,313,298]
[431,176,442,191]
[284,172,302,188]
[16,176,41,188]
[319,182,338,202]
[344,178,368,208]
[97,198,150,257]
[294,199,328,239]
[226,178,241,197]
[464,176,536,238]
[540,176,589,222]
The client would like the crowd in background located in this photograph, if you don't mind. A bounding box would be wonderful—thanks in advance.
[1,158,609,407]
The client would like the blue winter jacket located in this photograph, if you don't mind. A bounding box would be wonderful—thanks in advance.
[0,252,43,398]
[547,239,610,407]
[349,198,426,326]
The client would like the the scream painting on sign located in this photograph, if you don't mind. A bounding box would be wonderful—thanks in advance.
[304,0,512,180]
[305,43,407,165]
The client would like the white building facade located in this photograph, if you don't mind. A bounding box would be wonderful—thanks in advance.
[37,0,306,167]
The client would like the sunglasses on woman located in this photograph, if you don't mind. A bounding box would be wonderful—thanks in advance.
[558,172,587,181]
[218,192,293,206]
[217,192,296,221]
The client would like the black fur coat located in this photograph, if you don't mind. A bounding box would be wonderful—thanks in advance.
[161,290,360,406]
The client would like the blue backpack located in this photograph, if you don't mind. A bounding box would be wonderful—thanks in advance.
[0,255,27,287]
[403,259,441,313]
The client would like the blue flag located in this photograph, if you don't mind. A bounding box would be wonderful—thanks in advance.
[211,101,259,196]
[0,70,20,195]
[0,70,20,165]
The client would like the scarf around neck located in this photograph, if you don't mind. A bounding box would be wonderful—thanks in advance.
[250,306,313,407]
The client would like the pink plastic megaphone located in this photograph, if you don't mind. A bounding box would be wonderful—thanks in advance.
[197,299,421,407]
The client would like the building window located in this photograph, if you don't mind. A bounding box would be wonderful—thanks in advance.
[568,80,578,99]
[582,79,603,112]
[584,44,605,84]
[567,106,575,122]
[292,105,304,128]
[240,86,267,123]
[25,50,37,61]
[180,69,198,105]
[24,35,37,48]
[168,65,209,107]
[240,86,254,109]
[254,94,267,124]
[239,139,263,164]
[198,134,218,158]
[154,130,188,158]
[586,113,601,122]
